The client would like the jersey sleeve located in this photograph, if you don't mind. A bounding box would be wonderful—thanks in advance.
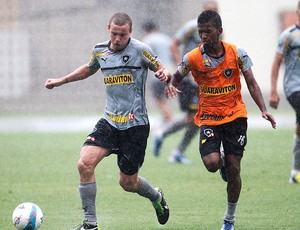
[88,49,100,71]
[177,54,191,76]
[277,28,291,56]
[141,43,161,72]
[237,48,253,72]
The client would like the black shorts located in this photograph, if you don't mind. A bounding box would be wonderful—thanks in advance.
[199,118,247,157]
[84,118,150,175]
[287,91,300,124]
[178,78,199,112]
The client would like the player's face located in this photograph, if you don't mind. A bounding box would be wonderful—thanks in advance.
[108,22,132,51]
[198,22,222,47]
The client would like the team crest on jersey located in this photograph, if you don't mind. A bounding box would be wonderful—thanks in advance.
[203,128,214,137]
[224,68,233,78]
[122,55,131,64]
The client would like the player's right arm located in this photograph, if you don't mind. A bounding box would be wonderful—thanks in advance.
[165,53,190,99]
[269,52,283,109]
[45,50,99,89]
[45,64,98,89]
[165,70,184,99]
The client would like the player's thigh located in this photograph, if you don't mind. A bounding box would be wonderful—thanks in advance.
[79,145,109,168]
[222,118,247,156]
[117,124,150,175]
[287,91,300,124]
[199,125,222,157]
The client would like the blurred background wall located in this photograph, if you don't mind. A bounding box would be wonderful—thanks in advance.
[0,0,298,115]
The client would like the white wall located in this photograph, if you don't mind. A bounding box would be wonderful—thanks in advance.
[219,0,298,93]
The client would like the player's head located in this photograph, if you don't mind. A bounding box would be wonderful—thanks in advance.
[197,10,223,45]
[203,0,219,12]
[197,9,222,29]
[108,13,132,51]
[142,20,158,33]
[108,12,132,31]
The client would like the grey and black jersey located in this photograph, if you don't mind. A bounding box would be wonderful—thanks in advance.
[88,38,161,130]
[277,24,300,97]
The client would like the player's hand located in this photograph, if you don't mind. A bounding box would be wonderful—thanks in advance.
[155,68,171,82]
[262,111,276,129]
[269,92,280,109]
[165,85,181,99]
[44,78,64,89]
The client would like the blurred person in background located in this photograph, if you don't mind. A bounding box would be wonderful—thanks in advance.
[45,12,170,230]
[153,0,219,164]
[142,20,175,125]
[162,9,276,230]
[270,0,300,184]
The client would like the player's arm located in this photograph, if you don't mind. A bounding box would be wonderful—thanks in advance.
[44,64,98,89]
[243,68,276,129]
[154,64,172,82]
[164,70,184,99]
[269,52,283,109]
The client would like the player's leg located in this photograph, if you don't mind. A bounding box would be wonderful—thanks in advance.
[151,73,190,155]
[73,146,109,230]
[221,118,247,229]
[73,119,115,230]
[169,111,199,164]
[199,124,223,171]
[118,124,170,225]
[152,117,186,156]
[287,92,300,183]
[168,80,199,163]
[291,123,300,183]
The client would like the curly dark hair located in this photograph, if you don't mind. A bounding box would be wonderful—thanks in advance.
[197,9,222,28]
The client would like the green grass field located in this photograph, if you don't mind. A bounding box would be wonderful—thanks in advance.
[1,128,299,229]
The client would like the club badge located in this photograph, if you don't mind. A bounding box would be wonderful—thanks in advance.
[224,68,233,78]
[122,55,130,64]
[204,128,214,137]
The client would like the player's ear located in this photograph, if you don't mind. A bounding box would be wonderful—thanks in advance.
[218,27,223,36]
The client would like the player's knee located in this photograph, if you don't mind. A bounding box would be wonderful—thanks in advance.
[205,162,219,173]
[77,159,93,176]
[203,158,221,173]
[119,177,135,192]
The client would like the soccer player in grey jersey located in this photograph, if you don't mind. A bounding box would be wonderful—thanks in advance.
[270,1,300,184]
[45,13,170,230]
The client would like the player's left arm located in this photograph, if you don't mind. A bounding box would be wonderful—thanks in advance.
[154,64,172,82]
[243,68,276,129]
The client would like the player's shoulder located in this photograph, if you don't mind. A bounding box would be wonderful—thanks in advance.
[285,24,298,34]
[94,40,110,51]
[221,41,247,57]
[130,37,147,46]
[130,38,152,52]
[280,24,298,39]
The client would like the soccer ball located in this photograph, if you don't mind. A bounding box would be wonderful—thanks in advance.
[293,172,300,183]
[12,202,43,230]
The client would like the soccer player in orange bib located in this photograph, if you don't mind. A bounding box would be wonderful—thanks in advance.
[162,10,276,230]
